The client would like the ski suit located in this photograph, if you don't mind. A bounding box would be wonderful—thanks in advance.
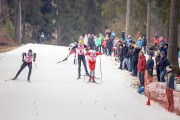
[14,52,36,80]
[86,52,101,81]
[72,44,89,77]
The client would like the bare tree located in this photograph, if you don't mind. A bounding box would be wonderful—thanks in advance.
[14,0,21,44]
[146,0,152,51]
[125,0,131,37]
[168,0,179,71]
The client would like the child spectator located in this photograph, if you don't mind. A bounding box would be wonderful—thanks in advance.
[155,51,161,82]
[166,65,175,89]
[146,54,154,77]
[137,51,146,87]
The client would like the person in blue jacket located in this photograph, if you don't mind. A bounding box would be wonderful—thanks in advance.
[136,37,143,48]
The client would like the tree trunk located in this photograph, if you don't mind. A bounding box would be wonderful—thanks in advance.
[125,0,131,37]
[146,0,152,51]
[14,0,21,44]
[168,0,179,71]
[57,0,61,45]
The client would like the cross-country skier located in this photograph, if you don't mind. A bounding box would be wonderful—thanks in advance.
[71,39,89,79]
[86,50,102,83]
[12,49,36,82]
[68,41,77,64]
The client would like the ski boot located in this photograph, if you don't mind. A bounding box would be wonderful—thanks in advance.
[86,72,89,76]
[88,76,92,82]
[12,77,17,80]
[92,76,95,83]
[77,75,81,80]
[27,77,30,83]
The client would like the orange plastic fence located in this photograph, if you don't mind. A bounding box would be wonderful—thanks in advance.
[144,70,180,115]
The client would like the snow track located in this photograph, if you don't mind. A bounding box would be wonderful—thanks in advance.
[0,44,179,120]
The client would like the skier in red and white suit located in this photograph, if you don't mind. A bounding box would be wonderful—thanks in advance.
[86,50,102,82]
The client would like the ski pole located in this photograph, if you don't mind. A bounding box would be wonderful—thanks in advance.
[33,61,37,69]
[99,55,102,83]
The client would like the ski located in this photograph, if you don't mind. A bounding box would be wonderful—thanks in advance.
[77,77,81,80]
[87,81,100,85]
[5,79,18,81]
[82,75,100,79]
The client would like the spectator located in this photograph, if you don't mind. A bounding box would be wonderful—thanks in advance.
[146,54,154,77]
[94,35,99,51]
[122,42,129,70]
[111,30,116,37]
[118,42,123,69]
[153,35,159,48]
[159,43,168,57]
[121,31,125,41]
[155,51,161,82]
[166,65,175,89]
[137,51,146,87]
[125,35,132,47]
[102,35,108,55]
[107,36,114,56]
[83,34,88,45]
[128,42,134,72]
[131,41,141,76]
[98,33,103,52]
[136,37,143,48]
[159,51,170,82]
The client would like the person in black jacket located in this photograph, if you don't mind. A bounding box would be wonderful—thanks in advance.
[122,42,129,70]
[146,54,154,77]
[159,51,170,82]
[128,42,134,72]
[131,41,141,76]
[118,42,123,69]
[155,51,161,82]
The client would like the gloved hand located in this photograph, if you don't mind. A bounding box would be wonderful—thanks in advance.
[22,59,24,62]
[33,59,36,62]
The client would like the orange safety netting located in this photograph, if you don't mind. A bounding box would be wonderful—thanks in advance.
[144,70,180,116]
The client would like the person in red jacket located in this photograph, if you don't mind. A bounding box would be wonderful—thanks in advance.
[86,50,102,82]
[137,51,146,87]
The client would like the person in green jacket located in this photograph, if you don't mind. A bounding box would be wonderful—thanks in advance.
[98,33,103,52]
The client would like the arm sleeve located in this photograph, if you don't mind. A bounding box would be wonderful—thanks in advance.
[72,45,78,51]
[22,52,26,60]
[33,53,37,60]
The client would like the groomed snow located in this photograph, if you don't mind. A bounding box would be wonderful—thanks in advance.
[0,44,179,120]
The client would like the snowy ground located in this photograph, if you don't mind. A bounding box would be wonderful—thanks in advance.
[0,44,179,120]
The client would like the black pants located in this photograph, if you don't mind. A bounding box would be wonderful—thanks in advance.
[147,69,153,77]
[15,62,32,79]
[138,72,145,86]
[119,57,124,69]
[156,68,160,82]
[78,58,88,76]
[132,60,138,76]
